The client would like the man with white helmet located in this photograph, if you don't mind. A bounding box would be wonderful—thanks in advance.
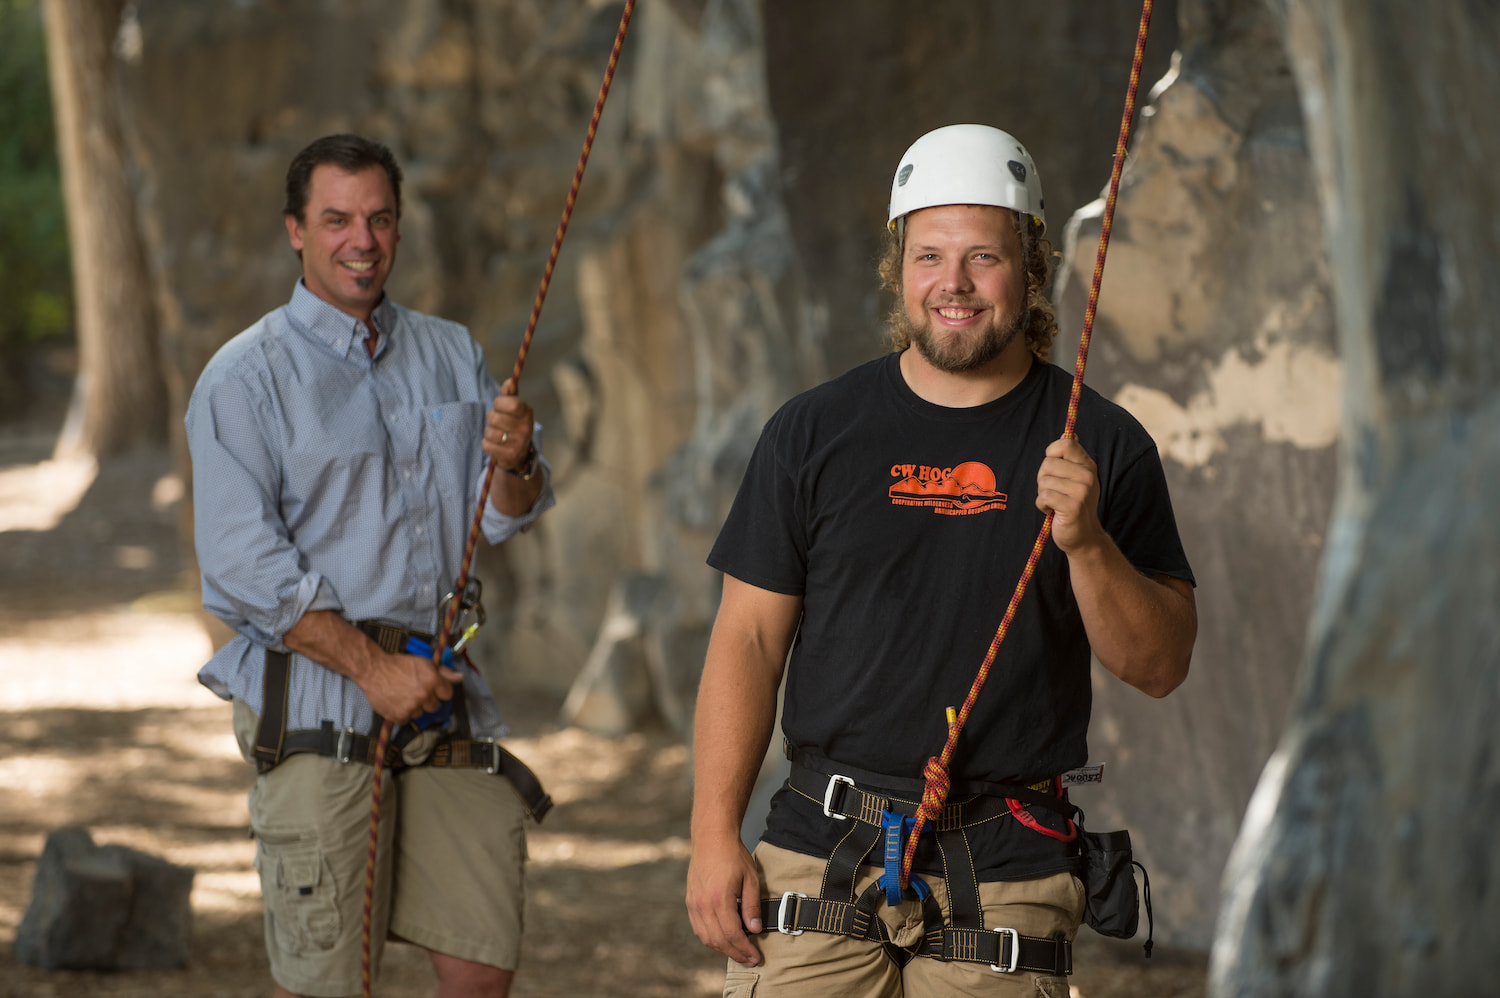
[686,124,1197,995]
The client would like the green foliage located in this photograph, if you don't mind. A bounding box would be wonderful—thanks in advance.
[0,0,73,349]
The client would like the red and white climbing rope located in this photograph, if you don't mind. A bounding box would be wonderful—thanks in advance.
[360,3,637,993]
[900,0,1157,887]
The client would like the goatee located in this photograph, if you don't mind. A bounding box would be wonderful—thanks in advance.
[896,298,1026,374]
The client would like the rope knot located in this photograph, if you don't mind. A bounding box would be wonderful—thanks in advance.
[917,756,952,822]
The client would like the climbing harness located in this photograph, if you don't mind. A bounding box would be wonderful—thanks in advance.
[354,3,638,995]
[763,0,1160,977]
[766,751,1154,966]
[755,751,1080,974]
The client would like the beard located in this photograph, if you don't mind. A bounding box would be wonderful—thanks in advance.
[895,295,1027,374]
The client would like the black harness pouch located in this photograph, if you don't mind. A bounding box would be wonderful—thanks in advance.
[1078,826,1153,955]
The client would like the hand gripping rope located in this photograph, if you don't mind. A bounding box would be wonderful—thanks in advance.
[358,3,637,994]
[899,0,1156,889]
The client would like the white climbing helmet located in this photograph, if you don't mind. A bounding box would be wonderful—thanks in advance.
[887,124,1046,234]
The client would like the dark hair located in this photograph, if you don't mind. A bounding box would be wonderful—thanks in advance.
[878,209,1059,362]
[283,134,403,222]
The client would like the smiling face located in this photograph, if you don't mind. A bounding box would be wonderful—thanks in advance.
[284,164,400,322]
[896,203,1029,374]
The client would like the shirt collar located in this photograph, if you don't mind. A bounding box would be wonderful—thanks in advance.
[287,280,398,360]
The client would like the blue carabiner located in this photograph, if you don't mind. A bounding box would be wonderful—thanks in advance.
[878,809,929,906]
[403,635,456,730]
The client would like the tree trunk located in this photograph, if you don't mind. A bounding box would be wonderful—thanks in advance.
[1210,1,1500,994]
[42,0,162,458]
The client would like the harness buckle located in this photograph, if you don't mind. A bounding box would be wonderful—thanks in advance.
[475,736,500,775]
[777,891,808,935]
[990,927,1020,973]
[822,774,855,819]
[335,727,357,765]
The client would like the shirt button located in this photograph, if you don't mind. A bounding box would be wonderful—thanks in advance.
[403,469,412,480]
[414,525,424,535]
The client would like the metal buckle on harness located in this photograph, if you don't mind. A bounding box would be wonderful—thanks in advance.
[474,736,500,774]
[991,927,1020,973]
[777,891,808,935]
[336,728,357,765]
[822,774,855,819]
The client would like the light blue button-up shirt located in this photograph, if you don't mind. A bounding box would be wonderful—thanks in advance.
[186,281,555,738]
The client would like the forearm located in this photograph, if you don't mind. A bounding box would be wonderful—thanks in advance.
[691,635,783,844]
[282,609,462,723]
[1066,538,1196,697]
[282,609,382,686]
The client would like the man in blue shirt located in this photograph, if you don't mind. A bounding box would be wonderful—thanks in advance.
[187,134,553,998]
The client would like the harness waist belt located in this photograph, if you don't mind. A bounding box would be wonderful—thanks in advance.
[356,619,438,654]
[789,761,1052,831]
[252,645,553,823]
[787,743,1080,819]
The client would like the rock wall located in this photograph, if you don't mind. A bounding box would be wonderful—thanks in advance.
[1210,0,1500,992]
[105,0,1348,952]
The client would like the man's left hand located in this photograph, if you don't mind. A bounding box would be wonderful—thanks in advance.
[1036,436,1106,554]
[483,378,534,473]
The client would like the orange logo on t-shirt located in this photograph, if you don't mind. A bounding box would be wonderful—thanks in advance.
[888,461,1008,516]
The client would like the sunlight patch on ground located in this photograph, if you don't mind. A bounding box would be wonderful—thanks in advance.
[0,755,83,801]
[193,870,264,915]
[0,454,96,531]
[0,607,215,709]
[528,834,690,870]
[134,719,244,761]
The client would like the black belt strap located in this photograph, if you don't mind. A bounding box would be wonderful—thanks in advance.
[942,926,1073,974]
[788,744,1080,820]
[789,761,1038,830]
[253,649,293,770]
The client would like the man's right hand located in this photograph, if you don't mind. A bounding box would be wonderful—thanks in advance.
[283,610,464,724]
[358,649,465,724]
[686,832,764,967]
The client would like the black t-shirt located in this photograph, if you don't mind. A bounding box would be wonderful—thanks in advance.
[708,353,1195,881]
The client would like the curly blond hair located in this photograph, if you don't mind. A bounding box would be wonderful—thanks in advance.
[878,209,1058,362]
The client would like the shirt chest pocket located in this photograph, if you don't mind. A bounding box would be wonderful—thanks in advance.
[424,401,487,499]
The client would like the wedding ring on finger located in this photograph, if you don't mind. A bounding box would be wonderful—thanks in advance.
[500,431,509,445]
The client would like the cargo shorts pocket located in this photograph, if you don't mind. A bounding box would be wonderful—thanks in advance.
[1034,976,1071,998]
[722,965,757,997]
[258,838,341,954]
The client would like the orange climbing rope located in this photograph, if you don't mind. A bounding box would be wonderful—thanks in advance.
[899,0,1156,888]
[359,3,637,994]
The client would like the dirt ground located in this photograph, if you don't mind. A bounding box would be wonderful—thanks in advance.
[0,427,1208,997]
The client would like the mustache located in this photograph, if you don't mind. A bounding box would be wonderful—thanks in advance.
[926,296,991,308]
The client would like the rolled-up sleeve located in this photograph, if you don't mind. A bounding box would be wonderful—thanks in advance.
[187,369,341,649]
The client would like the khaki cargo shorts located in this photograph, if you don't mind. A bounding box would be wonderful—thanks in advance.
[233,700,527,997]
[723,841,1084,998]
